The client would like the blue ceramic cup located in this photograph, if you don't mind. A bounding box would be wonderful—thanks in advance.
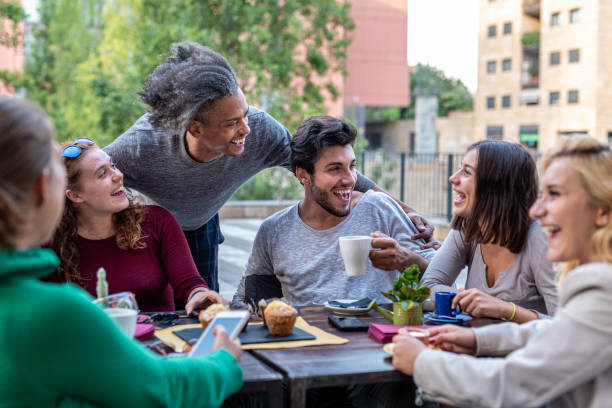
[435,291,462,318]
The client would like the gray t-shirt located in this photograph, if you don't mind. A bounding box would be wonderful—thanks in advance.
[104,107,375,230]
[232,190,437,306]
[420,223,558,316]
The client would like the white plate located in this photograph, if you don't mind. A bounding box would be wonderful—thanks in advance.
[324,299,371,316]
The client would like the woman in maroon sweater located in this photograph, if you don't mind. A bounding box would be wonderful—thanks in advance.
[48,138,223,312]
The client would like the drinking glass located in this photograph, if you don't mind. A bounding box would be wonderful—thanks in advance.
[93,292,139,337]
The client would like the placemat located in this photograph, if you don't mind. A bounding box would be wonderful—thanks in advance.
[173,324,315,345]
[155,317,347,351]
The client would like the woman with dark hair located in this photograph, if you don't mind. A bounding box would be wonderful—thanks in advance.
[0,97,241,406]
[393,136,611,407]
[421,140,558,322]
[47,138,223,313]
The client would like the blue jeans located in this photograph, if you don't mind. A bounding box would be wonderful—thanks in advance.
[183,214,225,292]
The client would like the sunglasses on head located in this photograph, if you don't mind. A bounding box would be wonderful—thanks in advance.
[62,137,95,158]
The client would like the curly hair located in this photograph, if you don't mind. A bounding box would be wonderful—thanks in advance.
[451,140,538,254]
[541,135,612,283]
[50,142,147,284]
[290,116,357,175]
[138,41,239,132]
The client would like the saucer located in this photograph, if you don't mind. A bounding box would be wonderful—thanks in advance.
[324,299,371,316]
[424,312,472,325]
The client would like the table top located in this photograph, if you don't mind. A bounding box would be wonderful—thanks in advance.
[140,314,283,389]
[251,306,408,386]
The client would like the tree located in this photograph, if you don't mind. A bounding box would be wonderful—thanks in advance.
[365,63,473,123]
[405,63,473,118]
[1,0,354,144]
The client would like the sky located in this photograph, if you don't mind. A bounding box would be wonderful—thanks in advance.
[408,0,479,92]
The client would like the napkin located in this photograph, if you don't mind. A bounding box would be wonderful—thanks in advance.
[368,323,433,344]
[135,323,155,341]
[328,298,372,308]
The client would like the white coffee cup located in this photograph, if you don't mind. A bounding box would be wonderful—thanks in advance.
[104,308,138,337]
[339,235,373,276]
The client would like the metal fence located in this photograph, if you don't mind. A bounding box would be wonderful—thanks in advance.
[360,151,464,221]
[230,151,464,221]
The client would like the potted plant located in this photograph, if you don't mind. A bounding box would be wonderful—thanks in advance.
[368,264,430,325]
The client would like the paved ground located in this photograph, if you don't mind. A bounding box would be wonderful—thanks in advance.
[217,218,467,300]
[218,219,263,300]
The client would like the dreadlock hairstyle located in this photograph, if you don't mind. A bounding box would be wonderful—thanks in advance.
[139,41,239,131]
[50,141,147,284]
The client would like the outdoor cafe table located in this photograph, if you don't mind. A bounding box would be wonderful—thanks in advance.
[141,314,283,408]
[251,305,414,408]
[251,305,497,408]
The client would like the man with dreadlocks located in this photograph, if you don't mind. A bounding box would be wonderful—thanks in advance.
[105,41,436,291]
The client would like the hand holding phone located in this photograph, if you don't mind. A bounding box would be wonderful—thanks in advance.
[212,326,242,360]
[189,310,249,358]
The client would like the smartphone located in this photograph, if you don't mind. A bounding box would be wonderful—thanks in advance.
[328,315,369,331]
[188,310,249,358]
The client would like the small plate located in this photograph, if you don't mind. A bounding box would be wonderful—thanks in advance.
[424,312,472,325]
[324,299,371,316]
[382,342,440,355]
[383,343,395,355]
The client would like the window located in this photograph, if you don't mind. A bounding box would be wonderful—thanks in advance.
[503,22,512,35]
[486,126,504,140]
[519,125,539,149]
[551,12,561,26]
[570,8,581,23]
[568,90,579,104]
[486,96,495,109]
[569,49,580,63]
[549,91,560,106]
[502,58,512,72]
[550,52,561,66]
[487,60,497,73]
[488,25,497,37]
[502,95,511,108]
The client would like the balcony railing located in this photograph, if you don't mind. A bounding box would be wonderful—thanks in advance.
[523,0,541,18]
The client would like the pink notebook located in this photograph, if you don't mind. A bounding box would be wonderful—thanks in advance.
[368,323,433,344]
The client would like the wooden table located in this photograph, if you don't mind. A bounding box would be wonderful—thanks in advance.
[141,314,283,408]
[250,306,411,408]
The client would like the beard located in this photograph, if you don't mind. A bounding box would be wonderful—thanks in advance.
[309,180,352,218]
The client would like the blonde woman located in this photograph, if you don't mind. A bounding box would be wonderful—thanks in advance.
[0,97,242,406]
[392,135,611,408]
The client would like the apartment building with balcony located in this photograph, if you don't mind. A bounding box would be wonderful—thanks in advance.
[475,0,612,150]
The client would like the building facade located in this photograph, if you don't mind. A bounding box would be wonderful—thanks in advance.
[475,0,612,150]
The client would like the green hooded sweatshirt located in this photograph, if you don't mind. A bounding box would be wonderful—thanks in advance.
[0,248,242,407]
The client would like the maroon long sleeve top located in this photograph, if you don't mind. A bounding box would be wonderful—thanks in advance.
[47,205,208,312]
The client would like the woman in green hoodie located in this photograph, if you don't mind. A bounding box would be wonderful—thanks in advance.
[0,97,243,407]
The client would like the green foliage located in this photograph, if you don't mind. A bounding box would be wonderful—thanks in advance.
[404,63,473,119]
[364,64,473,124]
[231,168,303,201]
[381,264,430,310]
[521,30,540,46]
[369,152,397,191]
[0,0,26,47]
[1,0,354,144]
[365,107,402,123]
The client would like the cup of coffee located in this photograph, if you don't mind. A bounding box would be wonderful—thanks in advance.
[399,327,430,345]
[434,291,462,318]
[93,292,139,337]
[339,236,373,276]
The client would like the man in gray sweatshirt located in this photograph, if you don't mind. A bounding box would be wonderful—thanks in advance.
[233,116,437,306]
[105,42,436,292]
